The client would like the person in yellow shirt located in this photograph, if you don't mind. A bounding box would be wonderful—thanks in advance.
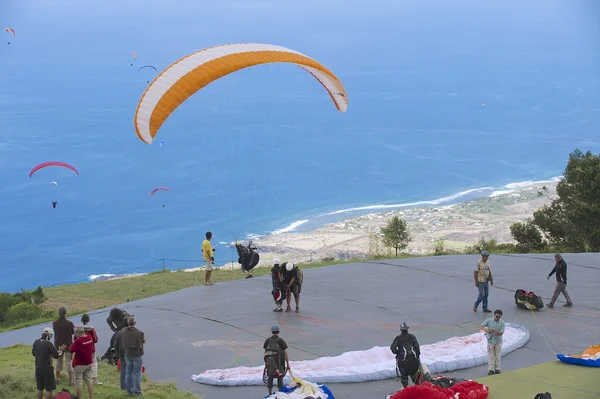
[202,232,216,285]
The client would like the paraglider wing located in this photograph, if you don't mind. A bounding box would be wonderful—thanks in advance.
[50,181,58,186]
[557,345,600,367]
[138,65,157,72]
[134,43,348,144]
[150,187,170,196]
[131,51,138,60]
[4,28,15,35]
[29,162,79,178]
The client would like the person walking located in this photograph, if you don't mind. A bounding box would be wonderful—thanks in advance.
[69,325,95,399]
[202,231,215,285]
[547,253,573,308]
[390,322,421,388]
[52,307,74,385]
[480,309,505,375]
[32,327,67,399]
[263,324,290,396]
[473,250,493,313]
[122,316,145,397]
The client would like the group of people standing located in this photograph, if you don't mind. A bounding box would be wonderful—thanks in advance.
[31,307,145,399]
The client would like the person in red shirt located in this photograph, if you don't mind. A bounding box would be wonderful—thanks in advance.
[81,314,102,385]
[69,326,94,399]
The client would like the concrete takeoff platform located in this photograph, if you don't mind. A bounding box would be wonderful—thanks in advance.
[1,253,599,398]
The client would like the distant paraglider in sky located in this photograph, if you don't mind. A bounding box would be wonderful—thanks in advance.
[138,65,158,83]
[134,43,348,144]
[29,161,79,178]
[131,51,138,66]
[5,27,14,44]
[150,187,170,208]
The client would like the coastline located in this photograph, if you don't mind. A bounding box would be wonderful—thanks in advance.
[251,180,558,264]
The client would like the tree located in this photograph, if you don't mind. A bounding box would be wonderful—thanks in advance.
[510,221,547,251]
[381,216,411,255]
[525,149,600,251]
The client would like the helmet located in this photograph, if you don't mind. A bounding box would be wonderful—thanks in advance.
[481,250,490,256]
[286,262,294,272]
[273,258,280,265]
[271,324,280,333]
[400,322,409,331]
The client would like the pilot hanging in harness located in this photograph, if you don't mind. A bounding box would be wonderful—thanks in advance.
[390,322,422,388]
[236,241,260,278]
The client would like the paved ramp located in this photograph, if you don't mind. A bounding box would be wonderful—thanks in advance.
[1,253,599,399]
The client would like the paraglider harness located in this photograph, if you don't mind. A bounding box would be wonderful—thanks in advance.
[236,241,259,277]
[515,289,545,310]
[101,308,132,365]
[262,336,287,384]
[394,338,422,384]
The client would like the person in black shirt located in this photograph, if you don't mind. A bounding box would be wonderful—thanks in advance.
[32,327,67,399]
[547,253,573,308]
[282,262,300,313]
[390,322,421,388]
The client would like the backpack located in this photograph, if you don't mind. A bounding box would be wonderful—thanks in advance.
[534,394,552,399]
[53,388,77,399]
[397,339,417,362]
[265,336,281,353]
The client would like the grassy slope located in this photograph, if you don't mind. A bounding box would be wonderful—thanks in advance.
[0,344,198,399]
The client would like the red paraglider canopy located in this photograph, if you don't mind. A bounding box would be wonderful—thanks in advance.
[150,187,170,196]
[29,162,79,177]
[388,381,489,399]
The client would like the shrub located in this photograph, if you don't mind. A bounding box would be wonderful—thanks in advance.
[4,302,44,325]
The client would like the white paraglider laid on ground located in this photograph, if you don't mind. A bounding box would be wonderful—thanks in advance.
[191,323,529,386]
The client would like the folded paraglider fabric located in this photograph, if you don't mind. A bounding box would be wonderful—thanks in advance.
[514,289,544,310]
[191,324,529,386]
[264,373,335,399]
[386,380,488,399]
[557,344,600,367]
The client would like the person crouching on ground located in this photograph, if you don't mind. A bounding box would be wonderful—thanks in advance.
[32,327,67,399]
[282,262,300,313]
[122,316,145,397]
[271,259,285,312]
[52,306,74,385]
[263,324,290,395]
[390,322,421,388]
[480,309,505,375]
[81,313,102,385]
[473,250,493,313]
[69,325,95,399]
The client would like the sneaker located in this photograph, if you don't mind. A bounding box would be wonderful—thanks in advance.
[473,306,477,312]
[563,302,573,307]
[273,308,280,312]
[488,370,495,375]
[483,308,492,313]
[285,307,291,312]
[295,307,299,313]
[547,304,553,309]
[494,370,501,374]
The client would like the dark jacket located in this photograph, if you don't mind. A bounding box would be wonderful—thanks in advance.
[121,326,145,358]
[52,317,74,348]
[32,338,61,370]
[549,259,567,284]
[390,332,420,362]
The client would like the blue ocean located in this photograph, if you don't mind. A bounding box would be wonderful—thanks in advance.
[1,0,599,291]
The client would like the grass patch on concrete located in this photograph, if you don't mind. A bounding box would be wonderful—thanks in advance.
[0,343,197,399]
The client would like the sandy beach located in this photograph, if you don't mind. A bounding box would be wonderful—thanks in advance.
[252,182,558,265]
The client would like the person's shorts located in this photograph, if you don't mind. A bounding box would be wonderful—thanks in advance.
[91,351,98,378]
[204,258,214,271]
[56,350,73,372]
[73,364,93,386]
[36,367,56,391]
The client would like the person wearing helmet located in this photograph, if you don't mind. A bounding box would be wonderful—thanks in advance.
[271,259,286,312]
[473,250,494,313]
[281,262,300,313]
[390,322,421,388]
[33,327,67,399]
[263,324,290,395]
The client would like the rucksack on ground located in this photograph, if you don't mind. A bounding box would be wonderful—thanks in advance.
[534,393,552,399]
[53,388,76,399]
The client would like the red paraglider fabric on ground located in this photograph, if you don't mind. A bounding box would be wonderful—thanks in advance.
[388,381,488,399]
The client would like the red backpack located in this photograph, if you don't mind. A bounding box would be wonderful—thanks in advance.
[53,388,76,399]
